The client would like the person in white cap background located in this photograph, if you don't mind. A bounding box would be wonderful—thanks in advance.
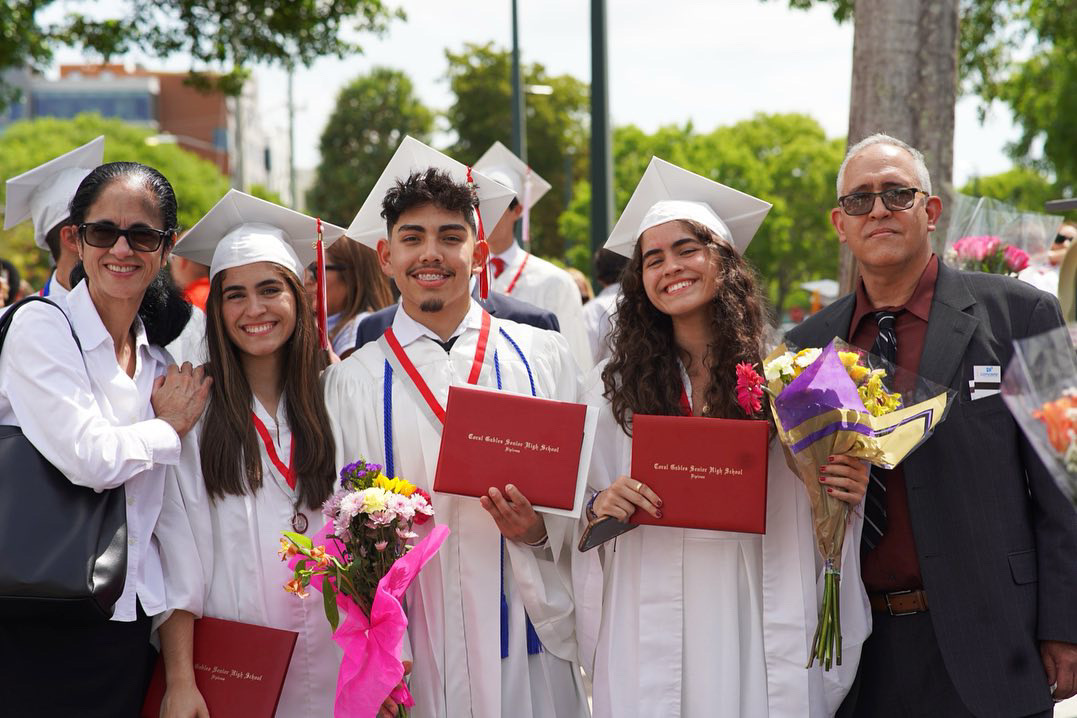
[474,141,593,372]
[325,136,589,718]
[3,136,105,306]
[575,157,870,717]
[153,190,351,718]
[0,161,211,717]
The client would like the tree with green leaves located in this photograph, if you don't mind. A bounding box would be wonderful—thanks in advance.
[306,67,433,227]
[560,114,844,312]
[0,113,230,285]
[960,167,1059,214]
[444,42,589,260]
[0,0,400,106]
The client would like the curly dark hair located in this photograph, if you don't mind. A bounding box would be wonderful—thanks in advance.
[381,168,478,238]
[602,220,771,434]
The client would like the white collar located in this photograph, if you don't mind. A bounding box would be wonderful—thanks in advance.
[493,241,524,266]
[66,280,152,356]
[391,298,485,347]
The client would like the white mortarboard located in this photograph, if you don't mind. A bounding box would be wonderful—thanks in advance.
[345,136,517,251]
[604,157,772,258]
[473,141,551,211]
[4,136,106,250]
[173,189,346,280]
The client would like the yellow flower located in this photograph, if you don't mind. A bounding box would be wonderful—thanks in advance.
[374,475,418,497]
[277,537,298,561]
[838,351,861,369]
[361,487,390,513]
[847,364,870,383]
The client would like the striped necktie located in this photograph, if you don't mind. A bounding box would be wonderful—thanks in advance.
[862,310,898,553]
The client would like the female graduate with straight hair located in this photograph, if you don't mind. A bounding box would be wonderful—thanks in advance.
[576,158,872,717]
[154,191,365,717]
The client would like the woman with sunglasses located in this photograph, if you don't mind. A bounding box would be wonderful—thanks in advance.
[577,159,870,718]
[153,194,370,718]
[304,236,393,358]
[0,162,211,716]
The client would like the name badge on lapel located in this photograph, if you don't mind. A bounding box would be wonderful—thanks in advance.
[969,364,1001,400]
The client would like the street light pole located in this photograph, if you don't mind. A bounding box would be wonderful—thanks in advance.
[590,0,613,257]
[511,0,526,163]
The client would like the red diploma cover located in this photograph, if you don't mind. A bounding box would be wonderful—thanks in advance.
[630,414,769,533]
[434,385,587,511]
[141,617,298,718]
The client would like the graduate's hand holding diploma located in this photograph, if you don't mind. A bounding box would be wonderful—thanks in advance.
[480,484,547,544]
[592,475,663,522]
[152,361,212,438]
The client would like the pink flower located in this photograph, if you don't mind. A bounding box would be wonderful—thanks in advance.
[1003,245,1029,273]
[374,540,389,551]
[734,362,765,416]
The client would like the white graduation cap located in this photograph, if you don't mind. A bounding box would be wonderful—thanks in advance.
[4,136,106,250]
[345,136,517,251]
[473,141,551,211]
[604,157,772,258]
[173,189,346,280]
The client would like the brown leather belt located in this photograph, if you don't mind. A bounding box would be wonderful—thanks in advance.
[869,589,929,616]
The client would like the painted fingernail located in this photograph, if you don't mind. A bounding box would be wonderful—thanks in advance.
[819,465,827,472]
[656,499,663,508]
[828,456,835,462]
[819,476,826,482]
[656,510,663,518]
[506,484,515,492]
[826,488,833,494]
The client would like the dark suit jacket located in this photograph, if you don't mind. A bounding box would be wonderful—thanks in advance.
[788,260,1077,718]
[354,289,560,351]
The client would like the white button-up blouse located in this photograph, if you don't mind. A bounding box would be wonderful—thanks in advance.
[0,281,182,621]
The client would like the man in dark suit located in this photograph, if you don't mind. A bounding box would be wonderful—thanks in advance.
[354,285,560,350]
[788,134,1077,718]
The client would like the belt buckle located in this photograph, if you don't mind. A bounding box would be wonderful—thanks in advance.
[885,589,918,616]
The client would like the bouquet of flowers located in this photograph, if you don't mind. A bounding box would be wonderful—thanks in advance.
[738,340,953,670]
[280,459,447,717]
[1001,326,1077,505]
[945,235,1030,276]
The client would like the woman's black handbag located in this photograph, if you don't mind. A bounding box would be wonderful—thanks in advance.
[0,296,128,620]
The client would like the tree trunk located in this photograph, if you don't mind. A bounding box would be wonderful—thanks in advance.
[841,0,960,293]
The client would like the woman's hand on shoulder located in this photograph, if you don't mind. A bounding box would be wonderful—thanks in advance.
[152,362,212,438]
[819,454,869,506]
[592,476,662,522]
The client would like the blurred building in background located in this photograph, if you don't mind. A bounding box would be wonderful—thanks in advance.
[0,63,289,197]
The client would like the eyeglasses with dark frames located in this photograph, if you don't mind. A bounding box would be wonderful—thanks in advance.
[837,187,926,216]
[78,222,173,253]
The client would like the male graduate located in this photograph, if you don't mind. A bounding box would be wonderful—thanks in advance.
[788,133,1077,718]
[322,137,588,718]
[3,136,105,306]
[474,141,592,370]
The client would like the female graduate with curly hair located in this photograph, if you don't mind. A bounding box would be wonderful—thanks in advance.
[576,159,871,718]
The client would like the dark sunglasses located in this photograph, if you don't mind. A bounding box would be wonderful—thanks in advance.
[837,187,925,216]
[1053,233,1073,246]
[306,262,346,273]
[78,222,172,252]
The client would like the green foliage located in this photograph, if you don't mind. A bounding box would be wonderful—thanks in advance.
[0,113,230,285]
[306,67,434,227]
[247,183,284,207]
[559,114,844,311]
[444,42,589,261]
[0,0,401,105]
[774,0,1077,193]
[960,167,1059,213]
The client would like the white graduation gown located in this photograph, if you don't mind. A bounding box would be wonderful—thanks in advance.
[164,306,208,365]
[574,365,871,718]
[321,306,588,718]
[157,400,340,717]
[492,245,593,373]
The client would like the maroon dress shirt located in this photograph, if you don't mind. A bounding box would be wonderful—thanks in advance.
[846,255,939,592]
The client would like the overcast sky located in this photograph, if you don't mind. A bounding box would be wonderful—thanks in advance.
[44,0,1022,185]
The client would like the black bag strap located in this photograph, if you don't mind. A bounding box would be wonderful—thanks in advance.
[0,296,83,358]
